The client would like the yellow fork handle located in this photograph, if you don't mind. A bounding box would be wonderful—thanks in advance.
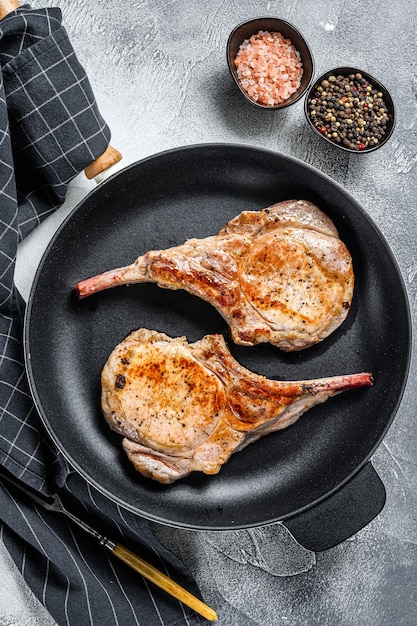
[111,543,218,621]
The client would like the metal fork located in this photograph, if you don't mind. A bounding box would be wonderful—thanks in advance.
[0,470,217,622]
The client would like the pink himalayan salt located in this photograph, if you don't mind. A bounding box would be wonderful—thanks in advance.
[234,30,303,106]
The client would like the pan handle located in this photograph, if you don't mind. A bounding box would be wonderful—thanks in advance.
[0,0,123,180]
[283,462,385,552]
[84,145,123,180]
[0,0,19,19]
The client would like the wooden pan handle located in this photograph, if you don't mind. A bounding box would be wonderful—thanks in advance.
[84,145,123,179]
[0,0,19,19]
[0,0,123,179]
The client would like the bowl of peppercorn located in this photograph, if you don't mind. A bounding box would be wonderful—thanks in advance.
[304,67,395,153]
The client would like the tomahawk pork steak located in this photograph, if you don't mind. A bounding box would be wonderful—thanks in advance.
[75,200,354,351]
[101,328,372,484]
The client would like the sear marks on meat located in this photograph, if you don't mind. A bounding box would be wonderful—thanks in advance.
[101,328,373,484]
[75,200,354,352]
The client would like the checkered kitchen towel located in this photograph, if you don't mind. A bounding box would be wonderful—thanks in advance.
[0,6,205,626]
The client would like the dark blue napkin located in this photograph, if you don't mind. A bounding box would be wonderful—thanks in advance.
[0,6,205,625]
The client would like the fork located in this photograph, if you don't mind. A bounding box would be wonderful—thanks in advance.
[0,470,217,621]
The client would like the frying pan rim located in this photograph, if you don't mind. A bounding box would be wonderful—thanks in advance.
[23,142,412,530]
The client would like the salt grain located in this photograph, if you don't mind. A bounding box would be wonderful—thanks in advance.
[234,30,303,107]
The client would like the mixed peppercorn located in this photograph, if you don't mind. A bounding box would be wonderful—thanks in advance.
[306,72,391,151]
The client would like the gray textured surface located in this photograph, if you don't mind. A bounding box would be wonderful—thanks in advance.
[8,1,417,624]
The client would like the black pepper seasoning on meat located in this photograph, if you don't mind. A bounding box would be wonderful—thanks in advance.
[115,373,126,389]
[307,72,390,151]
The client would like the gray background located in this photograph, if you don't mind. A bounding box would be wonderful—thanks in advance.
[4,1,417,624]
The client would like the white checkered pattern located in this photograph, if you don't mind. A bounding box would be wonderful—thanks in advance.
[0,7,202,625]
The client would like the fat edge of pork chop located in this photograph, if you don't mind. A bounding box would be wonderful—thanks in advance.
[101,329,373,484]
[75,200,354,352]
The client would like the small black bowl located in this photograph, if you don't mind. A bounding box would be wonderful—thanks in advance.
[227,17,314,110]
[304,66,396,153]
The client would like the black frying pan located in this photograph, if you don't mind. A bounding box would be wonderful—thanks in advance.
[24,144,411,547]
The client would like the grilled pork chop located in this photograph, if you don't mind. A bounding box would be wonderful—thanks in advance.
[101,328,372,484]
[75,200,354,351]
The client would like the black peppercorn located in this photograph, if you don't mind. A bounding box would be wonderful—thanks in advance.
[306,71,391,151]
